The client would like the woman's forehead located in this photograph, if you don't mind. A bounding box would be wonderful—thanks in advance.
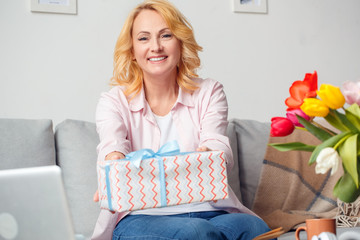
[133,10,169,34]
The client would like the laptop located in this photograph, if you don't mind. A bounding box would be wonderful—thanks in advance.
[0,165,76,240]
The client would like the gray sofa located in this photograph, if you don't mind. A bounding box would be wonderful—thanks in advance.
[0,118,356,239]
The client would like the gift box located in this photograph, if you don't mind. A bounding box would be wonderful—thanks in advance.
[97,141,229,212]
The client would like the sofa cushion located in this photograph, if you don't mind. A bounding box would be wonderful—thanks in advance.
[230,119,271,209]
[226,121,242,203]
[55,119,100,239]
[0,118,55,170]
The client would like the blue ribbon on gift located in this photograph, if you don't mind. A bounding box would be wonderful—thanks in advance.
[105,140,182,210]
[125,140,181,207]
[104,165,113,211]
[124,140,181,168]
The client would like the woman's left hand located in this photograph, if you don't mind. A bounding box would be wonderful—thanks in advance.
[196,146,211,152]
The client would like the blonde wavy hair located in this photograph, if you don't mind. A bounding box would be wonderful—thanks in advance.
[110,0,203,98]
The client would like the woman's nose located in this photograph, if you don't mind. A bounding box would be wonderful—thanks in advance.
[151,38,163,52]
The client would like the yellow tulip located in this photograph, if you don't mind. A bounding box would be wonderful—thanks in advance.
[300,98,329,117]
[317,84,346,109]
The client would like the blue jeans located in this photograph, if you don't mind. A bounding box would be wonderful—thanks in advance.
[113,211,273,240]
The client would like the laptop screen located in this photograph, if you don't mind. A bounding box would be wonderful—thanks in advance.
[0,165,75,240]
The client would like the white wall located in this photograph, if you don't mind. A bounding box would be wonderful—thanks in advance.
[1,0,360,126]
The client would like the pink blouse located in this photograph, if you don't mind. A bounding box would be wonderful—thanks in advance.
[91,78,256,240]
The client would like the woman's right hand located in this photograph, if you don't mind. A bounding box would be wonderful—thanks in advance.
[105,151,125,161]
[93,151,125,203]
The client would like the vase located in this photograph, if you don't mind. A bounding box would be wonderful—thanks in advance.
[336,197,360,227]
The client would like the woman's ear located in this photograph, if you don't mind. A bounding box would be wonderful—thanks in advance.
[131,49,136,61]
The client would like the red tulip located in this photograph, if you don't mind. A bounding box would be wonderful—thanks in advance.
[285,71,318,110]
[270,117,295,137]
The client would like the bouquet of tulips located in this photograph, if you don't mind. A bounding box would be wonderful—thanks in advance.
[270,71,360,203]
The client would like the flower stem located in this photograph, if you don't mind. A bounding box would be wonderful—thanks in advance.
[311,120,336,136]
[295,126,307,131]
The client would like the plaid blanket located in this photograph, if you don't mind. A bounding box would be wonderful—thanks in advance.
[252,129,342,232]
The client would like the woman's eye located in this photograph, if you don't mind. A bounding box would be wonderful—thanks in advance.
[138,36,148,41]
[161,33,172,39]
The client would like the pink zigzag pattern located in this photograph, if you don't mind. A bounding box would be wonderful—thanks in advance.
[219,152,228,198]
[164,158,171,205]
[150,159,159,207]
[97,167,104,201]
[173,156,182,204]
[115,163,122,211]
[125,162,135,211]
[185,155,194,203]
[208,153,217,200]
[138,166,146,209]
[196,153,205,201]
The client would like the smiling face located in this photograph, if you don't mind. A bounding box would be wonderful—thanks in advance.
[132,9,181,81]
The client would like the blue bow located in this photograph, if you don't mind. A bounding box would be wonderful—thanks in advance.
[124,140,181,168]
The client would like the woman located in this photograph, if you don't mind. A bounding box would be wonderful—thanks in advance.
[92,0,272,239]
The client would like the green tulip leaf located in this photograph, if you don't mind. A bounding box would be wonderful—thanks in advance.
[325,109,349,132]
[269,142,316,152]
[296,115,333,141]
[345,107,360,131]
[333,172,360,203]
[339,134,359,188]
[308,131,351,165]
[347,104,360,119]
[334,110,358,132]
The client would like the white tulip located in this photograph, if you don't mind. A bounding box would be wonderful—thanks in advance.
[315,147,340,176]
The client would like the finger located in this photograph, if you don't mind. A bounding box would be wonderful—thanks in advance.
[109,154,121,160]
[105,152,125,161]
[93,190,99,202]
[196,146,207,152]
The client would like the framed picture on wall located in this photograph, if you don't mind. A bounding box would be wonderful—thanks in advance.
[232,0,267,14]
[31,0,77,14]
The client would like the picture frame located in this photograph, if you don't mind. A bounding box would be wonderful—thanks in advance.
[233,0,267,14]
[31,0,77,15]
